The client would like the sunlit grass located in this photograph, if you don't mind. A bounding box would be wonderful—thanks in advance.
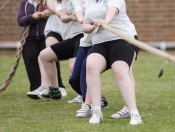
[0,52,175,132]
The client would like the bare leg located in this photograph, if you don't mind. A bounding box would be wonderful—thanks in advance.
[86,53,106,107]
[40,47,58,88]
[38,37,59,88]
[111,61,136,110]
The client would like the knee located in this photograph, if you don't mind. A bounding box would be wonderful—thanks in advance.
[86,63,96,75]
[69,75,79,85]
[113,68,127,82]
[69,65,73,73]
[39,49,46,62]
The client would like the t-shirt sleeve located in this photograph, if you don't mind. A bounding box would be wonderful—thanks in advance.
[61,0,66,10]
[56,3,61,12]
[107,0,124,11]
[73,0,83,13]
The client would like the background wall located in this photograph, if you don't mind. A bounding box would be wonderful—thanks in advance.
[0,0,174,43]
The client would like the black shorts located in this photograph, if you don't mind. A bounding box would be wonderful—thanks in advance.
[88,39,134,69]
[50,33,84,60]
[131,35,139,60]
[46,31,63,42]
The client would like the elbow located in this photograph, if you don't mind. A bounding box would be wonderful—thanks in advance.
[83,25,92,34]
[17,20,25,26]
[83,28,91,34]
[60,17,68,23]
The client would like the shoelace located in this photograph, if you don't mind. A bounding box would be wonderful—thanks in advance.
[117,106,129,115]
[78,104,89,113]
[91,109,101,118]
[131,114,141,121]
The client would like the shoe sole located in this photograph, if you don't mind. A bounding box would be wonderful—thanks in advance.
[110,114,130,119]
[38,95,62,101]
[76,114,92,118]
[27,94,40,100]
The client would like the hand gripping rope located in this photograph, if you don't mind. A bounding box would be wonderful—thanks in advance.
[100,24,175,77]
[0,26,30,92]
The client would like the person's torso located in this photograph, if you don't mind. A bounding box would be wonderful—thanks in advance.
[24,0,47,39]
[61,0,83,38]
[85,0,135,45]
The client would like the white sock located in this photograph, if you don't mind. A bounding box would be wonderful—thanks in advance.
[130,109,139,116]
[92,106,101,113]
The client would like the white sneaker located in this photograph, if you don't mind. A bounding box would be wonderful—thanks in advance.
[59,87,67,96]
[68,95,82,103]
[89,110,103,124]
[38,88,50,99]
[129,114,142,125]
[76,104,92,118]
[110,105,130,119]
[27,87,47,99]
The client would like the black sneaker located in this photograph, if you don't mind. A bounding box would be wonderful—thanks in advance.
[101,95,109,109]
[49,87,62,100]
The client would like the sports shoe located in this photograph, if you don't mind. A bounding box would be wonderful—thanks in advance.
[59,87,67,96]
[27,87,47,99]
[101,95,109,109]
[110,105,130,119]
[76,104,92,118]
[38,87,62,100]
[38,89,50,99]
[68,95,82,103]
[129,114,142,125]
[89,109,103,124]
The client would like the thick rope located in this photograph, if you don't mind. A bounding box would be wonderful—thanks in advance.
[0,26,30,92]
[101,24,175,62]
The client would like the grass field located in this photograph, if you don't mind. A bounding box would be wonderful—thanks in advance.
[0,51,175,132]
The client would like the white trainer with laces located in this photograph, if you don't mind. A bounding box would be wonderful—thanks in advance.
[27,87,47,99]
[110,105,130,119]
[38,88,50,99]
[68,95,82,103]
[89,110,103,124]
[129,114,142,125]
[59,87,67,96]
[76,104,92,118]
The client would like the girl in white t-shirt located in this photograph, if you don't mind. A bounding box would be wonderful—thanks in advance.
[39,0,84,100]
[68,0,109,118]
[39,0,71,97]
[83,0,142,125]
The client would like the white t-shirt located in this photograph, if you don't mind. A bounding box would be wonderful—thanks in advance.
[61,0,83,38]
[44,14,61,37]
[84,0,135,45]
[73,0,92,47]
[44,2,71,40]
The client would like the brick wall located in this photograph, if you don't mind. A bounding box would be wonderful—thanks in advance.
[0,0,174,42]
[0,0,23,41]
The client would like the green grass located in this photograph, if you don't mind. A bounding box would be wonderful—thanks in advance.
[0,52,175,132]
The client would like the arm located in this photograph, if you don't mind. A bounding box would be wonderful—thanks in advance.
[56,10,61,18]
[46,0,56,14]
[60,9,76,23]
[83,19,98,34]
[76,11,83,24]
[105,7,118,24]
[17,0,37,26]
[73,0,83,23]
[99,7,118,30]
